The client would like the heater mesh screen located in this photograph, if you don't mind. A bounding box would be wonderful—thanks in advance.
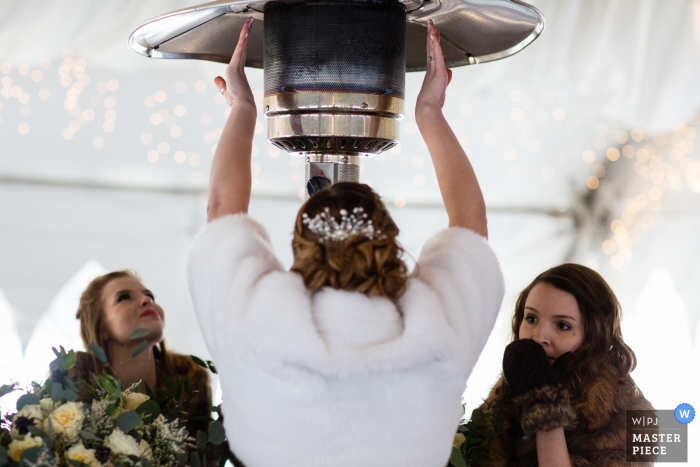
[264,0,406,98]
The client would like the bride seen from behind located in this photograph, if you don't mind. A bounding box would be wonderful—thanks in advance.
[188,17,504,467]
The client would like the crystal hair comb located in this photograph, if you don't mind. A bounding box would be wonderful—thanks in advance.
[301,207,386,242]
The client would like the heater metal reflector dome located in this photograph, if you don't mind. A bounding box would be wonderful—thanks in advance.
[128,0,544,196]
[128,0,544,70]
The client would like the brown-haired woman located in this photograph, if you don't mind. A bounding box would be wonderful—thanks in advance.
[471,263,654,467]
[188,17,504,467]
[72,270,212,438]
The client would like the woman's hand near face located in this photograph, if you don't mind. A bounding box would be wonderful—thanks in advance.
[208,17,257,222]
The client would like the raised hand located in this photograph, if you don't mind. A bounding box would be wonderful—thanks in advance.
[214,17,256,111]
[416,19,453,117]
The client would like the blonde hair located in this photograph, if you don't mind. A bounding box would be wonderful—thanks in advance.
[76,270,172,375]
[291,182,408,300]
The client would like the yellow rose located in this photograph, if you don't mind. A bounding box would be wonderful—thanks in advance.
[124,393,150,412]
[138,440,153,461]
[43,402,84,440]
[8,433,43,461]
[453,433,466,449]
[66,442,101,467]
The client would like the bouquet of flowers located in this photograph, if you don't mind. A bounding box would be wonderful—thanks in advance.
[0,340,228,467]
[448,396,506,467]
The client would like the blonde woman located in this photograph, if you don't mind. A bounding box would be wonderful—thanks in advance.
[188,18,504,467]
[72,270,211,437]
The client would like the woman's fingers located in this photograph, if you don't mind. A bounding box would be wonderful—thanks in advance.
[229,17,254,70]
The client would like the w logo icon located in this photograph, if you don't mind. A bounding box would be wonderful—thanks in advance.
[674,404,695,424]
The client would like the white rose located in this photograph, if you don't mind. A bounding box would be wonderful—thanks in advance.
[105,428,141,457]
[8,433,43,461]
[124,393,150,412]
[66,442,101,467]
[11,404,45,439]
[40,398,59,416]
[43,402,84,440]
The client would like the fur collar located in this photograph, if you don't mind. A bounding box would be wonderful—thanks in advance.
[475,367,654,467]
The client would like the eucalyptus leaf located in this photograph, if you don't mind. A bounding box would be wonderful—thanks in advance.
[89,344,108,363]
[176,453,188,465]
[115,411,141,433]
[208,420,225,446]
[188,452,201,467]
[132,341,148,358]
[140,459,150,467]
[80,430,97,441]
[0,384,15,398]
[127,430,142,443]
[19,447,42,467]
[51,382,64,402]
[129,328,150,340]
[195,430,207,448]
[190,355,207,369]
[17,394,40,411]
[449,447,467,467]
[135,400,160,424]
[0,446,7,467]
[27,426,45,438]
[64,351,77,370]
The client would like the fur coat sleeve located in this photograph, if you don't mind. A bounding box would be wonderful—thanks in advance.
[475,371,655,467]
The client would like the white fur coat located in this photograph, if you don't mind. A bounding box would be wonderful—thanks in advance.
[188,214,504,467]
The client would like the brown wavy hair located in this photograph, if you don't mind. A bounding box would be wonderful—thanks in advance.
[75,270,173,377]
[511,263,637,399]
[291,182,408,300]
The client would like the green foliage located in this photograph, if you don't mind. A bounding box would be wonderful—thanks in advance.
[89,344,108,363]
[79,430,97,441]
[195,431,207,449]
[189,357,217,375]
[0,385,15,398]
[449,448,467,467]
[0,446,7,467]
[129,328,150,340]
[19,447,42,467]
[188,452,200,467]
[115,411,141,433]
[132,341,148,358]
[135,400,160,424]
[207,421,225,446]
[450,395,507,467]
[17,394,40,411]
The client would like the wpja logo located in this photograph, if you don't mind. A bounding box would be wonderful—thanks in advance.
[626,405,694,463]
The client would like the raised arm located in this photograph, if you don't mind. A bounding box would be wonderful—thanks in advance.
[208,17,257,222]
[415,20,487,238]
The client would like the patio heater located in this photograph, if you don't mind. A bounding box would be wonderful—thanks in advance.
[128,0,544,197]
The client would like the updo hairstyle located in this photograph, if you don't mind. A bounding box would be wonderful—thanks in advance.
[291,182,408,300]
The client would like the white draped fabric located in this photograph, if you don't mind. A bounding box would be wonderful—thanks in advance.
[1,0,699,461]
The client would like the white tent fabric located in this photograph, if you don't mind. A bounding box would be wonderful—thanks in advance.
[1,0,700,462]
